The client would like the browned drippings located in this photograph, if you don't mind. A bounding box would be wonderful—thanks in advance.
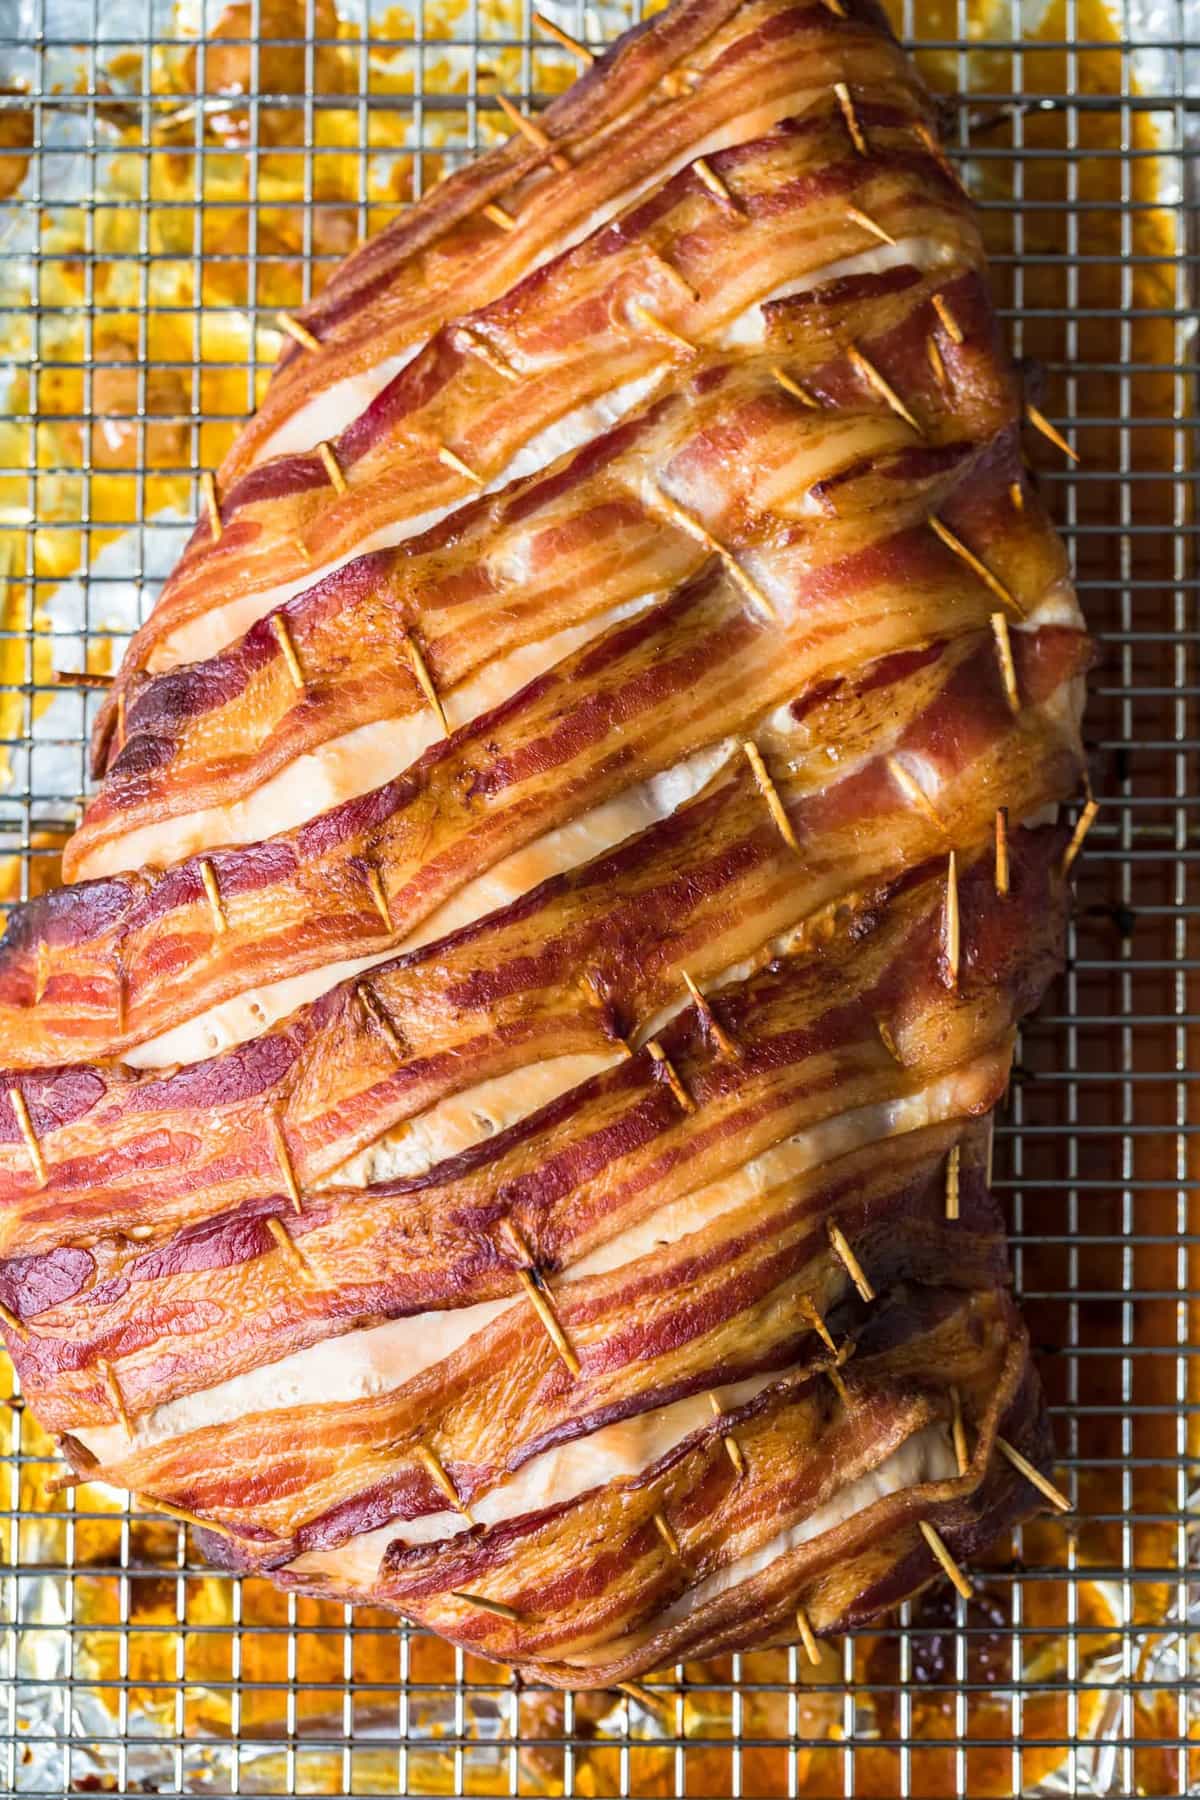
[0,88,33,201]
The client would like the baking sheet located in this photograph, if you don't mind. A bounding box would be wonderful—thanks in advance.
[0,0,1195,1791]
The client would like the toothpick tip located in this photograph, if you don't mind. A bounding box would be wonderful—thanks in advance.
[795,1604,821,1665]
[996,1435,1073,1513]
[1062,798,1099,876]
[827,1220,875,1303]
[1026,401,1079,462]
[919,1519,973,1599]
[532,10,594,59]
[833,80,868,156]
[275,310,321,352]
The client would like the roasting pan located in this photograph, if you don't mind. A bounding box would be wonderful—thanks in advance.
[0,0,1195,1791]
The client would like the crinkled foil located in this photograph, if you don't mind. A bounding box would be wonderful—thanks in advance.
[0,0,1194,1792]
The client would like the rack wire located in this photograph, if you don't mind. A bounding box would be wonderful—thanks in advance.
[0,0,1195,1792]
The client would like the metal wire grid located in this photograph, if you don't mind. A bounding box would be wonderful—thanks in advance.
[0,0,1194,1793]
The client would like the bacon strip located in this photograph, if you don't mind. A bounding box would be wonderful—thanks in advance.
[2,470,1077,1069]
[89,115,986,765]
[2,618,1084,1112]
[5,823,1068,1431]
[59,1122,1014,1551]
[72,360,977,881]
[185,1275,1053,1689]
[368,1287,1045,1681]
[222,0,938,482]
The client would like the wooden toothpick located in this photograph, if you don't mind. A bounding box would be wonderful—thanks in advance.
[928,516,1024,617]
[457,324,519,383]
[264,1214,312,1282]
[271,614,305,690]
[1062,799,1099,876]
[414,1443,473,1519]
[823,1356,852,1408]
[99,1358,133,1438]
[516,1268,581,1375]
[617,1680,666,1712]
[532,10,593,60]
[945,1141,961,1221]
[200,471,222,542]
[275,310,321,352]
[267,1110,302,1214]
[943,850,960,990]
[919,1519,972,1598]
[505,1221,581,1377]
[693,155,739,212]
[927,334,949,391]
[833,81,868,156]
[403,631,449,734]
[452,1589,521,1620]
[795,1604,821,1665]
[799,1295,837,1356]
[365,862,393,931]
[708,1391,747,1476]
[886,755,946,833]
[771,365,819,408]
[0,1299,27,1341]
[846,344,921,434]
[493,92,570,172]
[356,982,405,1061]
[995,807,1010,897]
[1025,402,1079,463]
[317,439,348,495]
[996,1435,1072,1513]
[199,859,226,934]
[827,1221,875,1303]
[646,1039,695,1114]
[914,118,963,190]
[991,611,1020,714]
[7,1087,47,1187]
[950,1386,969,1475]
[653,488,775,620]
[931,292,965,344]
[743,741,799,851]
[628,299,697,357]
[482,201,517,232]
[682,968,740,1059]
[438,444,485,487]
[137,1493,235,1539]
[846,203,894,245]
[653,1509,682,1558]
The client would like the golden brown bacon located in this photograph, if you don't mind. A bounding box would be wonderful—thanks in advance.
[2,826,1069,1427]
[223,0,933,481]
[72,357,985,879]
[372,1280,1047,1684]
[51,1124,1011,1546]
[0,0,1088,1684]
[3,520,1078,1070]
[89,46,980,767]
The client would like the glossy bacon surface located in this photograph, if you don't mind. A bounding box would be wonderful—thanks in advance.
[223,0,932,476]
[0,0,1088,1686]
[2,826,1067,1416]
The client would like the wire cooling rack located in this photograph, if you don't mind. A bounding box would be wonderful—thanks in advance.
[0,0,1196,1793]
